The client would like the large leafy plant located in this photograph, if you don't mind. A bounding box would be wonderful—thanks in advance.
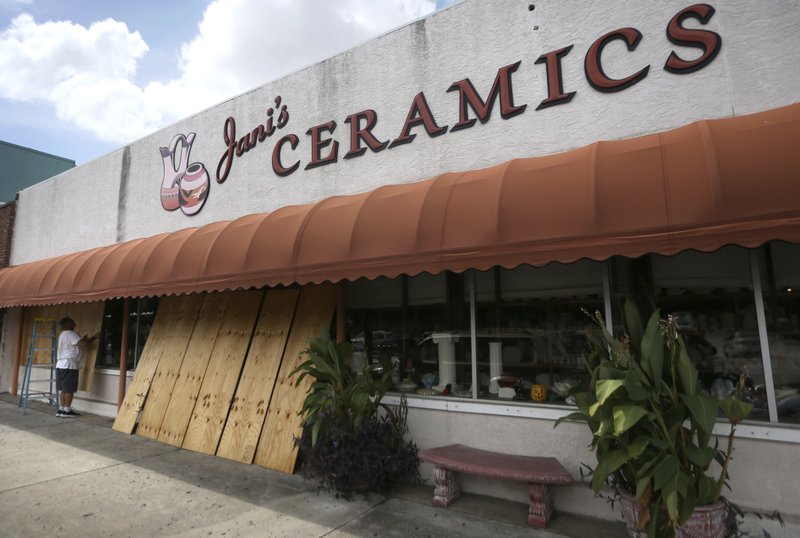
[294,395,420,499]
[291,330,393,446]
[291,330,419,498]
[556,301,752,537]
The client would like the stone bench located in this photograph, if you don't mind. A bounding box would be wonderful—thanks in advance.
[418,443,574,528]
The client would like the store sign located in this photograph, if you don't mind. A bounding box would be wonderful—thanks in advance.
[159,132,210,216]
[159,3,720,216]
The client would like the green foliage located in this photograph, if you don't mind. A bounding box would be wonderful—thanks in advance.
[294,395,420,499]
[290,329,420,498]
[555,300,753,538]
[291,329,394,446]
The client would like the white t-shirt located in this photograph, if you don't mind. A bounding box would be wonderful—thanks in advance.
[56,330,83,370]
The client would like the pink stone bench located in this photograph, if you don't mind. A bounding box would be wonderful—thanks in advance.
[418,443,574,528]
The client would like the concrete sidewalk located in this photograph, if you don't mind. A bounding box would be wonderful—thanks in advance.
[0,395,624,537]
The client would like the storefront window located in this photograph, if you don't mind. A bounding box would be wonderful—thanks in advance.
[612,246,770,421]
[759,241,800,424]
[344,247,796,423]
[345,271,470,396]
[472,262,604,403]
[95,297,159,370]
[346,264,601,403]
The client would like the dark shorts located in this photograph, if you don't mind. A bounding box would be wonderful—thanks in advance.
[56,368,79,393]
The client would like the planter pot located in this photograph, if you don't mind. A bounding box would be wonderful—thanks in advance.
[619,491,728,538]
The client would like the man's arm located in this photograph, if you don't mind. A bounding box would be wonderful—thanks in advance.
[77,332,100,349]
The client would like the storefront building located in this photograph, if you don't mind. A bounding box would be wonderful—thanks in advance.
[1,0,799,523]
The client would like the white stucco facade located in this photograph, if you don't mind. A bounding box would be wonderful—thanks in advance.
[3,0,800,529]
[10,0,800,264]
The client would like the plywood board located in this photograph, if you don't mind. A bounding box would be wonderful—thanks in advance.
[156,292,230,447]
[216,288,299,463]
[19,302,104,391]
[72,302,110,392]
[254,283,337,473]
[20,311,59,365]
[181,290,264,455]
[112,296,189,434]
[135,294,204,440]
[21,306,69,365]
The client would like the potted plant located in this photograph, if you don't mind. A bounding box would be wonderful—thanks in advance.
[556,300,753,538]
[291,330,420,499]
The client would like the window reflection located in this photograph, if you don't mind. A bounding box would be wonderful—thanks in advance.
[345,263,602,404]
[613,246,769,421]
[342,244,800,424]
[472,262,603,403]
[96,297,159,370]
[761,242,800,424]
[345,272,470,396]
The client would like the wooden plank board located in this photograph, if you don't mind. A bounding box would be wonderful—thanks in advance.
[254,283,337,473]
[181,290,264,455]
[156,292,230,447]
[19,306,55,365]
[135,294,204,440]
[216,288,299,463]
[71,302,106,393]
[21,305,70,365]
[112,296,187,434]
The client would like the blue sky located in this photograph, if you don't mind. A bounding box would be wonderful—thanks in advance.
[0,0,457,164]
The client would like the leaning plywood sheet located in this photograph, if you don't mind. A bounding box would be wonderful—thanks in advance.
[157,292,230,447]
[216,288,299,463]
[112,296,188,434]
[254,283,337,473]
[70,302,105,392]
[182,290,264,455]
[135,294,204,440]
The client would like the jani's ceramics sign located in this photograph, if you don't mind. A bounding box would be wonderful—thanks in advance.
[158,3,720,216]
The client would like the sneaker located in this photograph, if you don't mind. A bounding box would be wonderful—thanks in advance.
[55,410,64,417]
[61,410,79,418]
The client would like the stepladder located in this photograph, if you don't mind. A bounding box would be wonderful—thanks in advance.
[18,318,59,415]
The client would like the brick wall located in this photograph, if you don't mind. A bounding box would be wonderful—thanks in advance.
[0,201,17,268]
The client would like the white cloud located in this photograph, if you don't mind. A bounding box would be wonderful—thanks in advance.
[147,0,436,121]
[0,0,437,145]
[0,13,154,141]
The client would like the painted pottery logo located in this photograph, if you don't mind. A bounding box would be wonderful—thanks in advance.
[159,133,210,216]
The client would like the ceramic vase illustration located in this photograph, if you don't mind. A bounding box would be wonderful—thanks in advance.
[160,132,209,216]
[178,162,210,215]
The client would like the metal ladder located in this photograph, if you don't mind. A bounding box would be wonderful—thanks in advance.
[18,318,59,415]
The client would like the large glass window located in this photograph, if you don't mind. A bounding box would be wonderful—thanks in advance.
[471,261,604,403]
[343,245,800,425]
[345,271,470,396]
[759,241,800,424]
[611,246,769,422]
[346,263,602,403]
[95,297,159,370]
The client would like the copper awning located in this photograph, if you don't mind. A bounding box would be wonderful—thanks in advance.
[1,102,799,307]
